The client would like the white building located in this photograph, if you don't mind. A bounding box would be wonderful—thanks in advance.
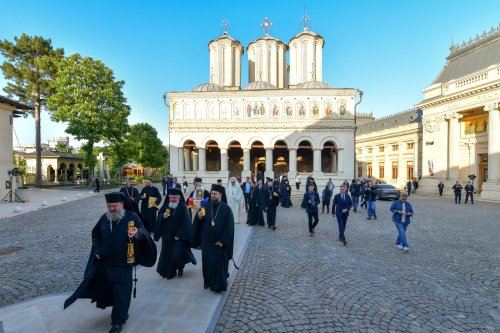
[416,24,500,201]
[167,17,361,186]
[0,95,30,199]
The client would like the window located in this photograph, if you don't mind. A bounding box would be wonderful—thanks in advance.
[379,162,385,179]
[357,163,363,177]
[406,161,414,180]
[392,161,398,179]
[406,142,414,150]
[379,146,385,153]
[357,149,362,155]
[367,163,372,178]
[392,144,399,151]
[368,147,373,154]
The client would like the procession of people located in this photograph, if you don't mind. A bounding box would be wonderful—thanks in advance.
[65,171,484,333]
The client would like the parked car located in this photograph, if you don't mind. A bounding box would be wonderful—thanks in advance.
[376,184,401,200]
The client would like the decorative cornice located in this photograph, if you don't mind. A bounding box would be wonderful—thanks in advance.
[168,88,357,99]
[417,82,500,109]
[170,119,355,130]
[444,112,463,120]
[448,23,500,59]
[355,128,422,143]
[484,101,500,112]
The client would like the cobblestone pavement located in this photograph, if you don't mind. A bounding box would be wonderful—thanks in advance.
[215,195,499,332]
[0,195,106,307]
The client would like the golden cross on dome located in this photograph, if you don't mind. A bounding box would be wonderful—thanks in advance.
[221,19,230,35]
[301,8,310,31]
[260,16,272,36]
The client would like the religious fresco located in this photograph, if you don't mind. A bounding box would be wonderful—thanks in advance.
[232,104,242,118]
[285,103,293,117]
[298,102,306,118]
[464,116,488,134]
[338,101,347,117]
[221,103,230,119]
[195,103,204,119]
[311,102,319,119]
[185,104,194,119]
[173,103,182,119]
[208,104,218,119]
[272,103,280,118]
[246,102,266,118]
[325,102,333,117]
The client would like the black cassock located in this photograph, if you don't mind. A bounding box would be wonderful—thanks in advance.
[139,185,162,233]
[64,210,157,325]
[119,186,141,212]
[154,201,197,279]
[246,187,259,226]
[281,185,292,208]
[192,201,234,292]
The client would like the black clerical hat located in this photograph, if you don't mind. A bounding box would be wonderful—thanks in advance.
[217,179,222,183]
[266,177,273,182]
[194,177,202,183]
[105,192,125,203]
[211,184,225,194]
[167,188,183,196]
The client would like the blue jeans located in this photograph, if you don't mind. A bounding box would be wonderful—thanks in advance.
[367,201,376,217]
[394,222,409,248]
[454,193,461,203]
[351,196,359,210]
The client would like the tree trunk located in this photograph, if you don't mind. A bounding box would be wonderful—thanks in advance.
[35,98,42,188]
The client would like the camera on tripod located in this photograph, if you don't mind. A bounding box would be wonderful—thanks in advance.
[8,168,20,178]
[3,168,24,202]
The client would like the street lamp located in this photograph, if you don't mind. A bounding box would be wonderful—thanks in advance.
[354,89,364,178]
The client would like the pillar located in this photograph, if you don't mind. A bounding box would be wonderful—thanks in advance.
[265,148,273,172]
[446,113,462,180]
[221,148,228,172]
[313,149,321,172]
[243,149,250,172]
[289,149,297,173]
[192,151,199,171]
[486,103,500,181]
[178,147,184,172]
[332,151,337,173]
[198,148,206,172]
[337,149,344,173]
[183,149,191,171]
[413,140,419,179]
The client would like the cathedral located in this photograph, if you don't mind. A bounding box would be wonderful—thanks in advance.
[166,17,361,185]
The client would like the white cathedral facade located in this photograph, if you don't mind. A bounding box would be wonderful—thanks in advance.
[167,19,361,185]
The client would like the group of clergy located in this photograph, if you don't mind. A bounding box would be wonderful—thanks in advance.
[65,177,236,333]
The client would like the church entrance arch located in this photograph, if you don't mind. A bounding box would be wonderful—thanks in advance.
[250,141,265,178]
[206,140,221,171]
[47,165,55,182]
[183,140,197,171]
[297,140,313,173]
[321,141,337,173]
[58,163,67,182]
[273,140,289,176]
[228,141,243,178]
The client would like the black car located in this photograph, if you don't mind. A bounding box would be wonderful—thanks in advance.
[376,184,401,200]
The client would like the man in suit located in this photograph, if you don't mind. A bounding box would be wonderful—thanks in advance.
[332,185,353,246]
[170,176,182,191]
[241,176,252,212]
[301,184,321,237]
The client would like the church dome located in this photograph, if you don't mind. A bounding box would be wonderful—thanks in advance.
[242,81,277,91]
[297,81,331,89]
[192,83,224,92]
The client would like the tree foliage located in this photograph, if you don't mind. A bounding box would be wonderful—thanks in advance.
[47,54,130,173]
[0,34,64,187]
[126,123,167,169]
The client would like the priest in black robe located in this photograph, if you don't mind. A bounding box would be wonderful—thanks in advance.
[217,178,228,203]
[139,178,162,233]
[186,177,210,218]
[64,192,157,333]
[154,188,196,279]
[192,184,235,292]
[263,177,280,230]
[246,180,259,225]
[119,177,140,211]
[280,180,293,208]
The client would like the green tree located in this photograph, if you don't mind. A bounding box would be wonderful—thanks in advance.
[127,123,167,169]
[0,34,64,187]
[47,54,130,176]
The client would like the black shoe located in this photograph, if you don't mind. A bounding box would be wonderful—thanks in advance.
[272,226,276,230]
[109,325,123,333]
[366,217,371,220]
[353,208,357,212]
[204,284,208,289]
[178,269,183,277]
[343,240,347,246]
[374,215,377,220]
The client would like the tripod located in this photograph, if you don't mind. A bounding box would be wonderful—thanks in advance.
[2,175,25,203]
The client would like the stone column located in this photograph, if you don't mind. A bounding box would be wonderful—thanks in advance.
[221,148,228,172]
[445,113,463,180]
[265,148,273,172]
[486,102,500,181]
[192,151,199,171]
[313,149,321,172]
[198,148,206,172]
[183,149,191,171]
[332,151,338,173]
[288,149,297,173]
[178,147,184,172]
[337,149,344,173]
[414,140,419,179]
[243,149,250,172]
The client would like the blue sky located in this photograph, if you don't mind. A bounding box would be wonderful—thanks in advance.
[1,0,499,147]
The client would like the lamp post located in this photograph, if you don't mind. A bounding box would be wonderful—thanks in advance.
[353,89,364,179]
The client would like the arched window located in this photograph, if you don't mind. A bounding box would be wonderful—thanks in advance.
[321,141,337,173]
[297,140,313,172]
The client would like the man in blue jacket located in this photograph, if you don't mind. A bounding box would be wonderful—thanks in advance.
[301,184,320,237]
[390,193,414,252]
[332,185,353,245]
[365,181,378,220]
